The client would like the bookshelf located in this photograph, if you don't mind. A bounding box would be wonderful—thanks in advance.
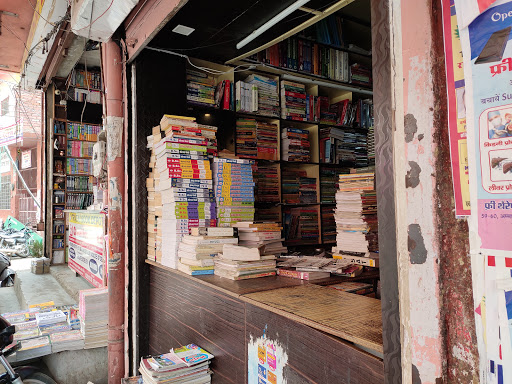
[182,54,373,249]
[50,69,102,262]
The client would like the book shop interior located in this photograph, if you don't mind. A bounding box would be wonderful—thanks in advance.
[130,0,389,382]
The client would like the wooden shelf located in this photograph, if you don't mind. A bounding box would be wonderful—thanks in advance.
[67,191,93,194]
[67,156,92,159]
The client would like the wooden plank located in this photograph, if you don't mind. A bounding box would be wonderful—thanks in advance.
[246,303,384,383]
[146,260,304,297]
[148,266,246,383]
[243,284,383,353]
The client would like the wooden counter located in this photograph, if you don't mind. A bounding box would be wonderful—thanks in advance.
[145,260,384,383]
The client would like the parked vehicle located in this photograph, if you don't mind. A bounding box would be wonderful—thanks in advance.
[0,228,33,258]
[0,253,15,287]
[0,317,57,384]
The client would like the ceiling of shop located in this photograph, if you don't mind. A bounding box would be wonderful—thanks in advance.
[149,0,371,64]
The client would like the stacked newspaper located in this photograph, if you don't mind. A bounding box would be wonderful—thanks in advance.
[79,287,108,349]
[139,344,214,384]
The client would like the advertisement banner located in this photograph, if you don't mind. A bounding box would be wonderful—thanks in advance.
[0,120,22,147]
[67,211,106,288]
[21,150,31,169]
[459,1,512,253]
[442,0,471,216]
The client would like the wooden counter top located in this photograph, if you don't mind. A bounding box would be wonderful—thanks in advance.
[146,260,383,354]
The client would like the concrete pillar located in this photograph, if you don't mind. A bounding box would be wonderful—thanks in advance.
[102,39,126,384]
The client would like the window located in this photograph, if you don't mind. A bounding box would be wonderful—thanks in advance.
[0,97,9,116]
[0,175,11,210]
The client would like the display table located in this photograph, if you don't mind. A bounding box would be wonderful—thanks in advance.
[145,260,384,383]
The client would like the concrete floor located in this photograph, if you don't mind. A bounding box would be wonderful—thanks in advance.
[0,287,21,313]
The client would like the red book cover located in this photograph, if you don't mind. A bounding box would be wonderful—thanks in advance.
[223,80,231,110]
[285,91,306,99]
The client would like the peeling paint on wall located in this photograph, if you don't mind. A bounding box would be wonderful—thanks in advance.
[409,224,428,264]
[405,113,419,142]
[406,161,422,188]
[248,326,288,384]
[109,177,122,211]
[106,115,123,161]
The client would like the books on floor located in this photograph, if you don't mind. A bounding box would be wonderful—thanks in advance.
[79,287,108,349]
[139,344,214,384]
[332,172,379,257]
[213,158,255,227]
[177,227,238,276]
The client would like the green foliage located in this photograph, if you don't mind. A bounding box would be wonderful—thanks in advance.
[28,240,44,258]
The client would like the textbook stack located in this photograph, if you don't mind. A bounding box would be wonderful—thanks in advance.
[79,287,108,349]
[281,80,307,121]
[236,118,278,160]
[147,127,162,263]
[281,127,310,162]
[252,163,280,203]
[14,336,52,360]
[235,222,287,257]
[139,344,214,384]
[213,158,255,227]
[333,172,378,257]
[246,74,280,117]
[177,227,238,276]
[150,115,218,268]
[214,243,278,280]
[186,70,216,107]
[50,330,84,353]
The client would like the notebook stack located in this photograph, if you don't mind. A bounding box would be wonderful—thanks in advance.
[252,163,280,203]
[245,74,280,117]
[177,227,238,276]
[139,344,214,384]
[213,158,255,227]
[281,80,307,121]
[281,127,310,162]
[332,172,378,257]
[153,115,217,269]
[50,330,84,353]
[186,69,216,107]
[235,222,287,257]
[79,287,108,349]
[236,118,278,160]
[214,244,277,280]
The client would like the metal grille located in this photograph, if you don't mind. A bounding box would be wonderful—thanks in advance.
[0,175,11,209]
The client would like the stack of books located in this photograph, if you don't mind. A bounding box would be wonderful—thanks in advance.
[236,118,278,160]
[214,244,277,280]
[79,287,108,349]
[350,64,372,87]
[281,80,307,121]
[252,163,280,203]
[213,158,255,227]
[333,172,378,256]
[321,206,336,244]
[186,69,216,107]
[50,330,84,353]
[148,115,217,268]
[35,310,67,327]
[320,167,338,203]
[299,177,317,203]
[38,321,71,336]
[283,207,320,244]
[277,256,364,277]
[235,222,287,256]
[367,125,375,165]
[281,169,303,204]
[139,344,214,384]
[245,74,280,117]
[281,128,310,162]
[214,80,234,110]
[177,227,238,276]
[14,336,52,360]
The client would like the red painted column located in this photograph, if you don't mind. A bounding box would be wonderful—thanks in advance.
[102,39,125,384]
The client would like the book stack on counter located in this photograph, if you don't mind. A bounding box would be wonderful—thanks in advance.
[281,80,307,121]
[186,70,216,107]
[177,227,238,276]
[139,344,214,384]
[277,256,364,278]
[79,287,108,349]
[252,164,280,204]
[153,115,217,269]
[236,222,287,257]
[283,207,320,244]
[281,128,310,162]
[214,244,277,281]
[213,158,255,227]
[236,118,278,160]
[332,172,379,265]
